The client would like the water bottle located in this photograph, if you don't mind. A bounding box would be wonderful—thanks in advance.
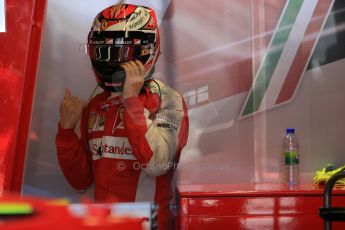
[281,128,300,187]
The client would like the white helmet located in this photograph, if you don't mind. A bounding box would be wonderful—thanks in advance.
[87,4,160,92]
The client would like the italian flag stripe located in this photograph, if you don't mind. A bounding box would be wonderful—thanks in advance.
[276,0,335,104]
[258,0,318,112]
[242,0,304,116]
[240,0,334,117]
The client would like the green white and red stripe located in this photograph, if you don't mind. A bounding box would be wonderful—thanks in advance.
[240,0,335,118]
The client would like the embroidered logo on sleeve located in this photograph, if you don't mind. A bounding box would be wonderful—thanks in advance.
[157,123,178,131]
[155,115,180,131]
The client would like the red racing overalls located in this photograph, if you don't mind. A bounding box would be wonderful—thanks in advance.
[56,80,189,230]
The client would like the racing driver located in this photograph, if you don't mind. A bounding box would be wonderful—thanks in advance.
[55,3,189,230]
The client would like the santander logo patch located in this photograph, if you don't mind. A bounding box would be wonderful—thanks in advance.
[89,136,136,160]
[92,142,131,155]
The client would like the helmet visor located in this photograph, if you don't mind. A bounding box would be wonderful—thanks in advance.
[87,44,155,62]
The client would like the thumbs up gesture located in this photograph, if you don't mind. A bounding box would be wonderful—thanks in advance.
[59,89,86,129]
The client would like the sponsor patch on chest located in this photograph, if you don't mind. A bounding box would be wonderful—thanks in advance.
[89,136,136,161]
[88,112,106,132]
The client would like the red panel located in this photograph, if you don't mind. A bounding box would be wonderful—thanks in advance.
[186,196,345,216]
[0,0,47,192]
[178,183,345,197]
[186,216,345,230]
[178,184,345,229]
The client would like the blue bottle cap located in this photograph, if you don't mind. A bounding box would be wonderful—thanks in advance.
[286,128,295,134]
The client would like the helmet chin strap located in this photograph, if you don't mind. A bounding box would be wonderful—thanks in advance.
[144,65,155,81]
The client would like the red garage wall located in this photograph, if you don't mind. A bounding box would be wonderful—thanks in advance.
[0,0,46,193]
